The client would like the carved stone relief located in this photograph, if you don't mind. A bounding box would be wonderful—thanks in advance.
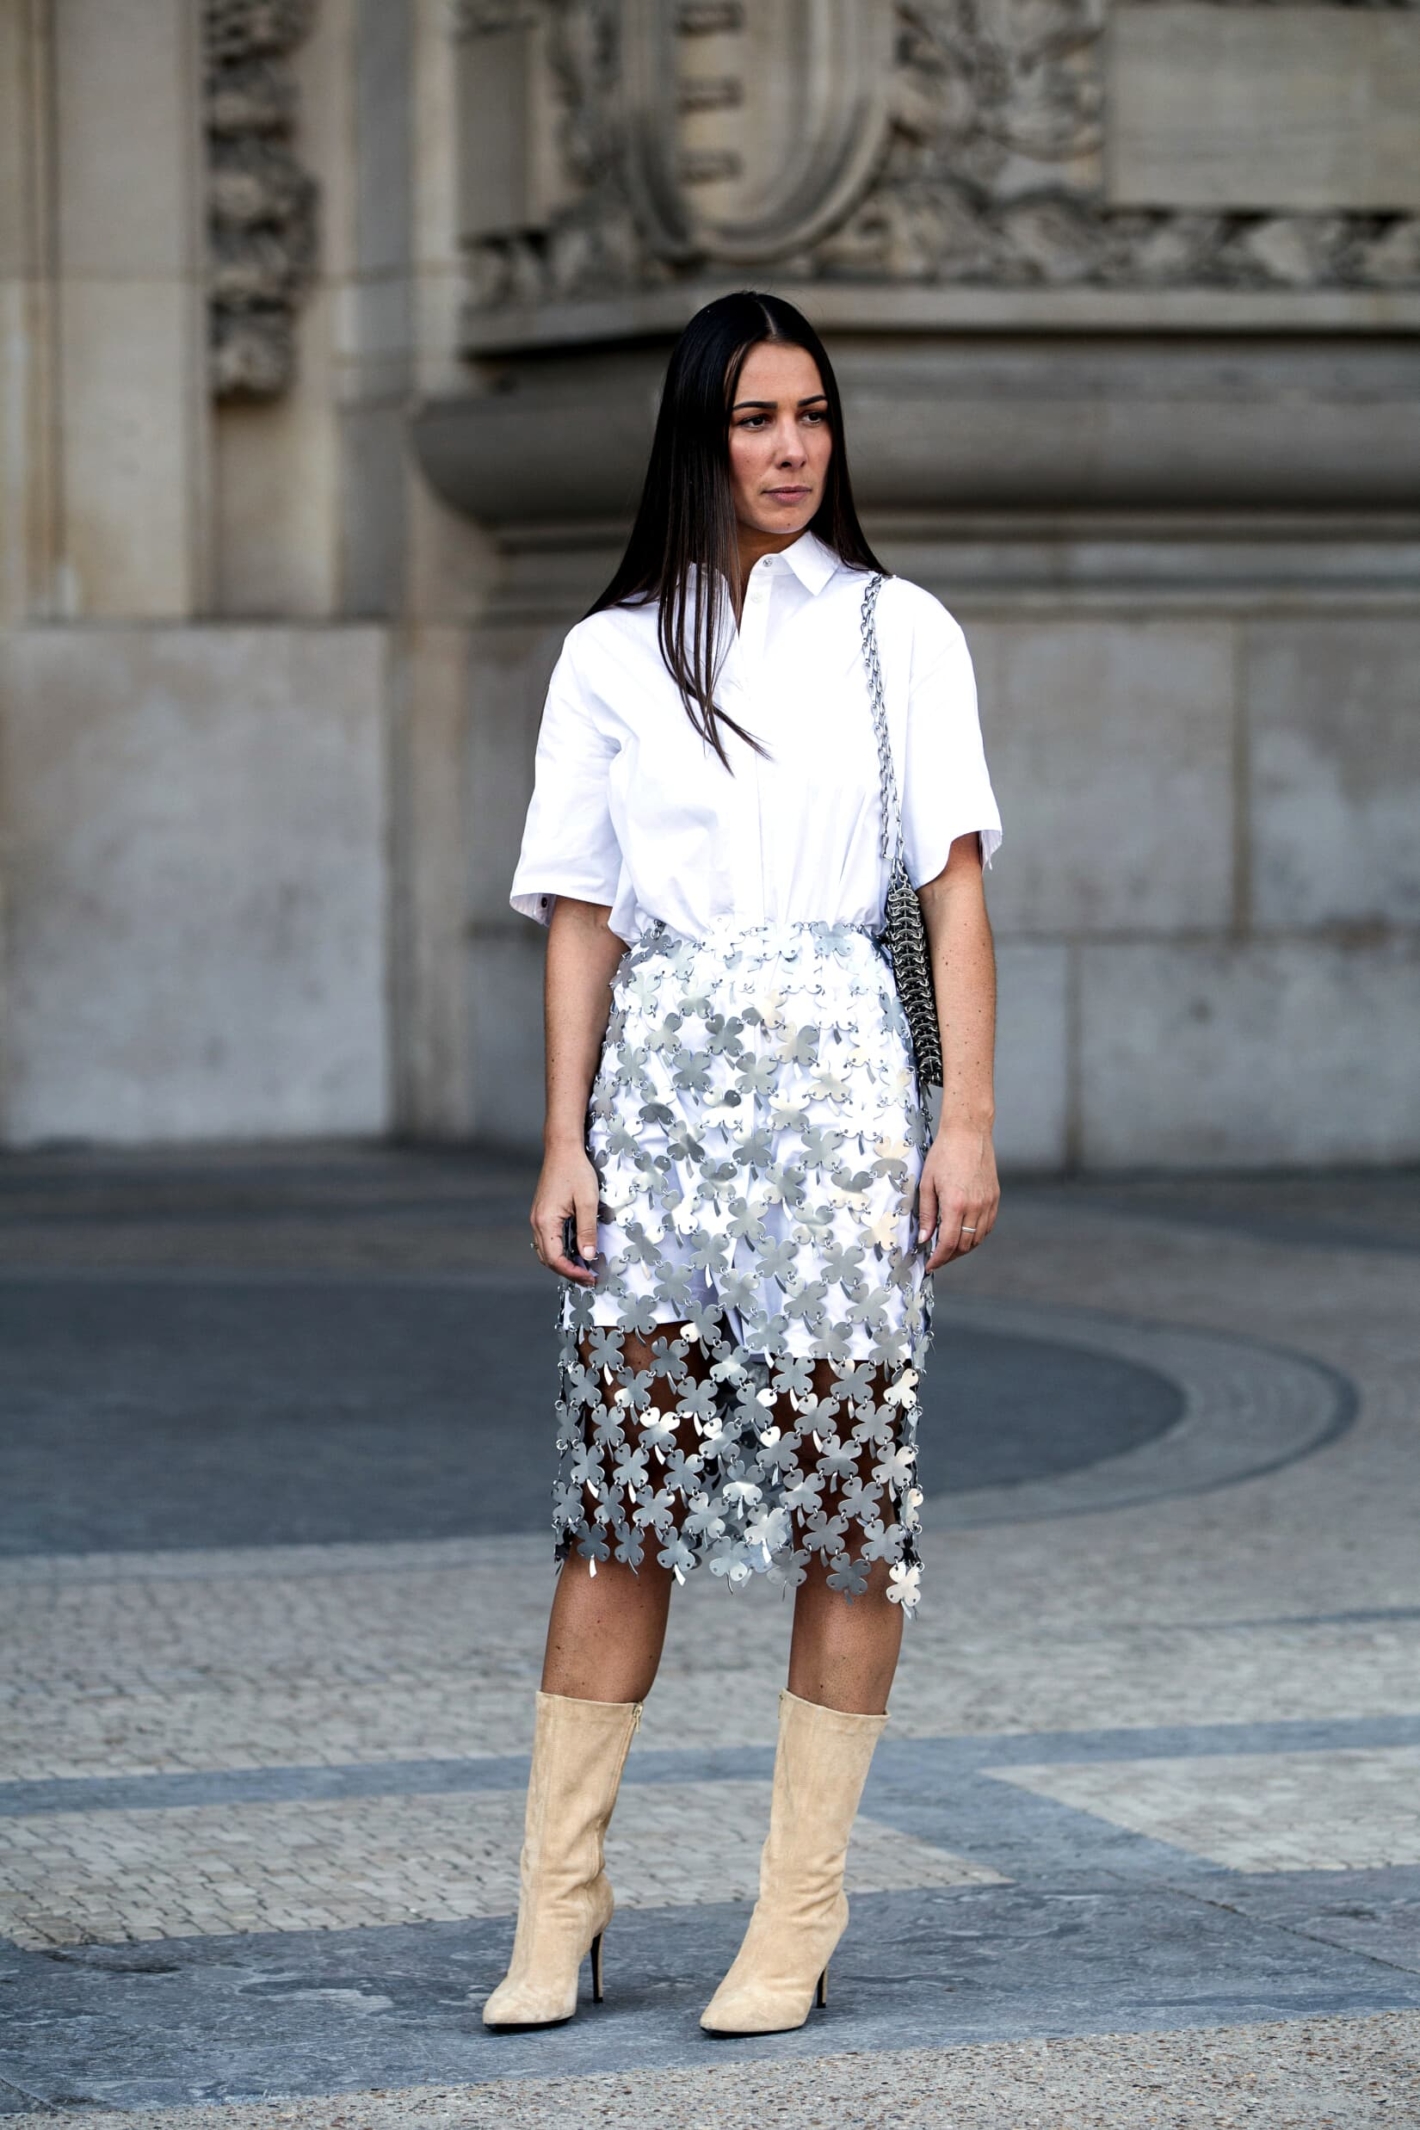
[205,0,319,400]
[620,0,897,261]
[460,0,1420,319]
[825,0,1420,288]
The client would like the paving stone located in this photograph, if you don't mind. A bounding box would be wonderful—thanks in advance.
[0,1784,998,1949]
[6,1572,1419,1783]
[0,1152,1417,2116]
[994,1746,1420,1873]
[1215,1867,1420,1977]
[6,2012,1417,2129]
[3,1888,1420,2107]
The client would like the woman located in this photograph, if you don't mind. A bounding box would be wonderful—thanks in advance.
[486,290,1002,2037]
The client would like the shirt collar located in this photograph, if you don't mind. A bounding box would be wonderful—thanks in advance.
[777,531,842,597]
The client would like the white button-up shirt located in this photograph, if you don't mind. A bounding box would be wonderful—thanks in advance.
[511,531,1001,945]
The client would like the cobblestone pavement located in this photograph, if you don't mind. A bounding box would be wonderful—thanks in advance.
[1,1150,1418,2125]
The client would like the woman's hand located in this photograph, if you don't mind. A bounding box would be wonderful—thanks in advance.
[531,1139,601,1286]
[532,896,625,1286]
[917,835,1000,1274]
[918,1118,999,1272]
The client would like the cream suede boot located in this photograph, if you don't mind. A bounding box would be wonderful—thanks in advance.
[701,1688,887,2036]
[481,1690,641,2029]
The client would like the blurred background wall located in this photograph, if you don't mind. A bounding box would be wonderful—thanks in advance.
[0,0,1416,1167]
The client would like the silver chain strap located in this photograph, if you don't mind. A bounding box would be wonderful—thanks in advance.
[859,573,902,866]
[858,570,944,1087]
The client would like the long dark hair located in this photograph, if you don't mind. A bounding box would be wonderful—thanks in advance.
[587,290,885,769]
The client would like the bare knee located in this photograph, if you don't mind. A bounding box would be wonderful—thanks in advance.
[542,1548,673,1703]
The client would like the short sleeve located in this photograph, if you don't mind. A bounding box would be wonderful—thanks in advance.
[510,643,623,925]
[899,598,1002,889]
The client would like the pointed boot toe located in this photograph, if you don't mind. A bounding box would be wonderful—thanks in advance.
[483,1925,606,2030]
[482,1979,574,2030]
[700,1976,817,2037]
[700,1903,840,2035]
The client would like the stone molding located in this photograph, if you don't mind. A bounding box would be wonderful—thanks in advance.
[458,0,1420,346]
[205,0,320,400]
[620,0,897,263]
[412,332,1420,524]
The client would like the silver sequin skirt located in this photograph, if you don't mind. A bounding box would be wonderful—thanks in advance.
[554,917,933,1613]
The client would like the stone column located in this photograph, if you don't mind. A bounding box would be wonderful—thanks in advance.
[46,0,211,619]
[212,0,348,617]
[0,0,58,625]
[208,0,486,1140]
[0,0,397,1146]
[386,0,502,1138]
[2,0,210,624]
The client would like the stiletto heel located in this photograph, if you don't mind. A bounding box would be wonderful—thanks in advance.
[816,1967,827,2009]
[590,1930,605,2004]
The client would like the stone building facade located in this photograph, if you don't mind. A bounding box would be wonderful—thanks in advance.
[1,0,1417,1164]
